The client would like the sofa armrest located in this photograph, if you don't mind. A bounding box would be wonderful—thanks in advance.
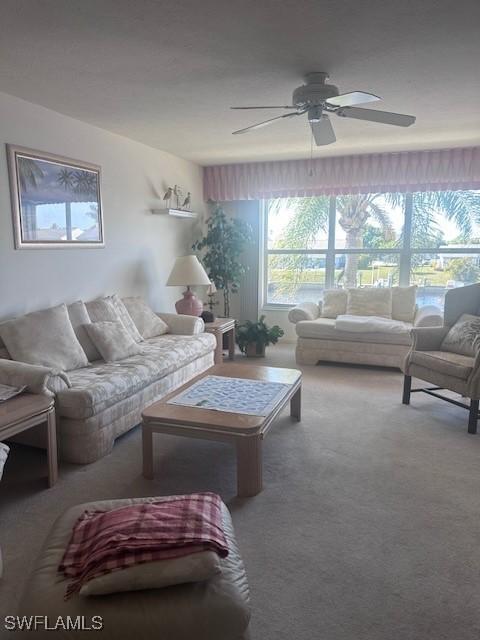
[413,305,443,328]
[409,326,450,352]
[288,302,321,324]
[0,358,71,396]
[157,313,205,335]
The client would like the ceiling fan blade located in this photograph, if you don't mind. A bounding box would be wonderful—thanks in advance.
[231,106,297,110]
[311,116,336,146]
[232,111,303,135]
[326,91,380,107]
[336,106,416,127]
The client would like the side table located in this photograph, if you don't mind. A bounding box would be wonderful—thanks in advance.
[0,393,57,487]
[204,318,236,365]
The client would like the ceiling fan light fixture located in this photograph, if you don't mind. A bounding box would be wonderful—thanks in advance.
[308,106,323,123]
[230,72,416,144]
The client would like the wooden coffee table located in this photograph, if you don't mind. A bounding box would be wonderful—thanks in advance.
[142,364,302,497]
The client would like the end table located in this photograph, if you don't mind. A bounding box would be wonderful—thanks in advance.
[204,317,236,365]
[0,393,57,487]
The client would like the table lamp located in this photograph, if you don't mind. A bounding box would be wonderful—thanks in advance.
[166,255,211,316]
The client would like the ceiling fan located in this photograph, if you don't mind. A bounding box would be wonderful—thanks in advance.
[231,72,415,146]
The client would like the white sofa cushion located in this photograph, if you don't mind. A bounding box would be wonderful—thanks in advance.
[346,288,392,318]
[410,350,474,380]
[295,317,413,346]
[321,289,347,318]
[84,321,143,363]
[86,296,143,344]
[85,297,120,323]
[0,304,89,371]
[392,286,417,322]
[80,550,221,596]
[109,294,144,343]
[67,301,102,362]
[122,297,169,339]
[335,314,411,334]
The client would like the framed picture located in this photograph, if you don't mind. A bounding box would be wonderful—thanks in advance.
[6,144,104,249]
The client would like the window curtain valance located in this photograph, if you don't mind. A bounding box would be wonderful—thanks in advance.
[203,146,480,201]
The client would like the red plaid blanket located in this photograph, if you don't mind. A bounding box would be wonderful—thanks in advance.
[59,492,228,599]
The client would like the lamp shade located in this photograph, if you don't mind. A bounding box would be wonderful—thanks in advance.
[207,281,217,295]
[166,255,211,287]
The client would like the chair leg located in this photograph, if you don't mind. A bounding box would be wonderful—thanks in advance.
[468,399,478,434]
[402,375,412,405]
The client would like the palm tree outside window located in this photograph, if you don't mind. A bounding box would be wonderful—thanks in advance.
[265,190,480,308]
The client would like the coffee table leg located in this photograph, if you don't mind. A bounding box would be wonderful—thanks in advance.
[290,385,301,422]
[236,436,262,497]
[142,424,154,479]
[46,409,58,487]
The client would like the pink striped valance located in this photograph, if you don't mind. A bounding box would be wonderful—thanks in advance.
[203,146,480,201]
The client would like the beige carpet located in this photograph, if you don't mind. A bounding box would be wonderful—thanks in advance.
[2,344,480,639]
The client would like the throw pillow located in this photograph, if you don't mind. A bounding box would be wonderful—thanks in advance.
[0,304,88,371]
[0,336,10,360]
[346,288,393,318]
[84,321,143,362]
[391,286,417,323]
[80,551,221,596]
[122,297,169,339]
[85,297,119,324]
[108,294,144,343]
[67,301,102,362]
[441,314,480,357]
[321,290,348,318]
[86,296,144,343]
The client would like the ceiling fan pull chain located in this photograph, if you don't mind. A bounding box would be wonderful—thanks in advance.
[308,130,315,177]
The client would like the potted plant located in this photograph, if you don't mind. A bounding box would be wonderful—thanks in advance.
[236,316,284,357]
[192,201,252,318]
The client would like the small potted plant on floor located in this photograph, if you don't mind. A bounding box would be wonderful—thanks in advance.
[236,315,284,357]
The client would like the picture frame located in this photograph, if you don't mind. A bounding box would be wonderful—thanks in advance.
[6,144,104,249]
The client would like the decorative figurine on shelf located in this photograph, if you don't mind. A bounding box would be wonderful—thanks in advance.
[163,186,173,208]
[173,184,183,209]
[182,192,191,210]
[201,282,218,323]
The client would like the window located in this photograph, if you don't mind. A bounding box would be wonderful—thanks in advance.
[263,190,480,308]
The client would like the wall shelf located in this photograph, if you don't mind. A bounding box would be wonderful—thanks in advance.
[151,208,197,219]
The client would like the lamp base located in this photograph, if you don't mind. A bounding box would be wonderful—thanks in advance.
[175,289,203,316]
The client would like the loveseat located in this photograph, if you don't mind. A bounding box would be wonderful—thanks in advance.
[288,286,443,369]
[0,296,216,464]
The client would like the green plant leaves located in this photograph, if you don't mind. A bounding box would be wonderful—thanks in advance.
[192,202,253,316]
[235,316,284,354]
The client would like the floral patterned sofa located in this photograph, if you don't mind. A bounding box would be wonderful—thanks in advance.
[0,300,216,464]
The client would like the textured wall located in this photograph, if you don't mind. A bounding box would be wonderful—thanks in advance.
[0,91,205,320]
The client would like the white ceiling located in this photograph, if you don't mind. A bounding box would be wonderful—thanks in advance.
[0,0,479,166]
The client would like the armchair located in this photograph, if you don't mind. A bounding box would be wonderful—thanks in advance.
[402,283,480,434]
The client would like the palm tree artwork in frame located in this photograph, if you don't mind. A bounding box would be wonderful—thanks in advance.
[6,144,103,249]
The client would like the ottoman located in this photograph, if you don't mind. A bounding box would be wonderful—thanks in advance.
[18,496,251,639]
